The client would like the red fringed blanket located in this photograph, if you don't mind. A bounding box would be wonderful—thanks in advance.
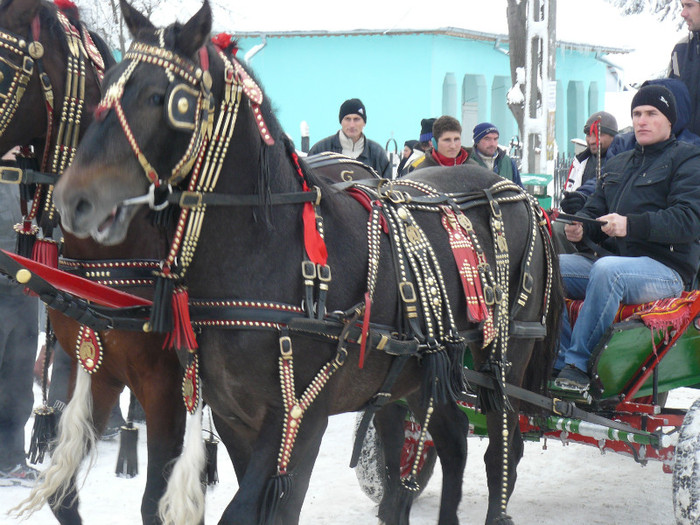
[566,290,700,332]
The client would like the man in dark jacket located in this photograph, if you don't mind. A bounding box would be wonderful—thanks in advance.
[411,116,474,170]
[0,155,39,485]
[469,122,523,187]
[309,98,390,177]
[562,78,700,217]
[554,84,700,392]
[669,0,700,136]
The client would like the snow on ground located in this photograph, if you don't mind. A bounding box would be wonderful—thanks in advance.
[1,386,692,524]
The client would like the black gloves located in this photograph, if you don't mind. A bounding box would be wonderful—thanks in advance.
[560,191,587,214]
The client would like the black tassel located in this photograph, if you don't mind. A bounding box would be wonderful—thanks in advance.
[152,204,179,230]
[258,474,292,525]
[16,152,38,201]
[150,275,174,333]
[398,476,420,514]
[115,423,139,478]
[421,347,452,406]
[204,436,219,486]
[15,225,36,259]
[477,361,514,414]
[445,336,467,397]
[27,406,57,464]
[493,514,515,525]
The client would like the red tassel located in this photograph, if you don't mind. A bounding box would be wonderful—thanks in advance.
[31,238,59,268]
[358,292,371,369]
[164,287,198,352]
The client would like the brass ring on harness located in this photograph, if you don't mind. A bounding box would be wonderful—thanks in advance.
[312,185,322,206]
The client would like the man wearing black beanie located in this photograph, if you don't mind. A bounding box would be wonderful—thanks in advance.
[309,98,390,177]
[554,83,700,393]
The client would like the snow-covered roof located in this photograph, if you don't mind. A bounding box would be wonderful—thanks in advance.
[231,26,631,55]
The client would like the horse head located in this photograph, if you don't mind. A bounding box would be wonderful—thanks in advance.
[54,0,216,245]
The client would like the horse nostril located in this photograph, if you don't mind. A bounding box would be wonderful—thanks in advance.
[75,198,93,218]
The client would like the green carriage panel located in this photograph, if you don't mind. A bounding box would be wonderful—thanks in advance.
[591,318,700,400]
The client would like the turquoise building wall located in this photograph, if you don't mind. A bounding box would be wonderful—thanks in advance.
[236,32,615,158]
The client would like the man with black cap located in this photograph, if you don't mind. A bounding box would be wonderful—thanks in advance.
[309,98,390,177]
[554,84,700,392]
[470,122,523,187]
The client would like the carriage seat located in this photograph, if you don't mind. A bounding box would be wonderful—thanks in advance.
[566,290,700,332]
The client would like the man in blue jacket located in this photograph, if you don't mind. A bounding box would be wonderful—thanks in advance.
[469,122,523,187]
[554,84,700,392]
[669,0,700,136]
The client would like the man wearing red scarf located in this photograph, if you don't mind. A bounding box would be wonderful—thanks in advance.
[413,116,474,169]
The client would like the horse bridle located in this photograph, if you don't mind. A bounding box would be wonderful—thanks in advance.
[96,32,215,188]
[0,27,37,138]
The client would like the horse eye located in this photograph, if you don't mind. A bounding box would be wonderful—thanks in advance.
[149,93,165,106]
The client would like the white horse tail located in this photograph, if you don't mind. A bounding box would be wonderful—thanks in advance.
[12,368,97,518]
[158,403,206,525]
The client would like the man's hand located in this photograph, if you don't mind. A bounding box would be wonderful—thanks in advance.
[560,191,587,214]
[599,213,627,237]
[564,222,583,242]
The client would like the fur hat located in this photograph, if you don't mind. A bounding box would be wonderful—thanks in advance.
[339,98,366,123]
[420,118,437,142]
[473,122,499,144]
[584,111,618,137]
[631,84,677,127]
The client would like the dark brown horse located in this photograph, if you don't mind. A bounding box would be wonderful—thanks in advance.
[0,1,191,524]
[53,2,562,524]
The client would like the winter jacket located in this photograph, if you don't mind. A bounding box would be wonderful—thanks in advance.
[411,147,475,170]
[564,149,606,193]
[669,34,700,137]
[577,137,700,285]
[608,78,700,159]
[469,147,523,188]
[309,132,390,178]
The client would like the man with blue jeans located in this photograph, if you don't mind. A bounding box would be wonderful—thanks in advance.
[555,84,700,391]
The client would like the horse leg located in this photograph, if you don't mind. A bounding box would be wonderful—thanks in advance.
[483,409,523,525]
[137,371,187,525]
[428,400,468,525]
[213,412,253,482]
[373,403,411,525]
[218,405,328,525]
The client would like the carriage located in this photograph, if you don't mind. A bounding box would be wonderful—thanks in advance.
[0,1,699,525]
[354,289,700,519]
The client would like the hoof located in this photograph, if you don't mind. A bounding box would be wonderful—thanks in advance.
[489,514,514,525]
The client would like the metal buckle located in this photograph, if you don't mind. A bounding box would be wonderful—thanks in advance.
[179,191,203,209]
[399,282,417,303]
[301,261,317,280]
[279,336,292,359]
[522,273,534,293]
[489,199,502,218]
[0,166,22,183]
[317,264,331,282]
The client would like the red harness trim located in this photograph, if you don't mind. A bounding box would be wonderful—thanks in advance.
[2,249,151,308]
[291,152,327,266]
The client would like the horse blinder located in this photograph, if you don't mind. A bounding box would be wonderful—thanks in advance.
[165,82,199,131]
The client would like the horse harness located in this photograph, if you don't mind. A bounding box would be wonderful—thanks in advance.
[0,8,105,262]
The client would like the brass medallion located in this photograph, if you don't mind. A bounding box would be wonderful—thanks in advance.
[406,225,421,244]
[28,41,44,59]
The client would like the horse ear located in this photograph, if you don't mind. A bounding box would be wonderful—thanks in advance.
[0,0,41,35]
[175,0,212,58]
[119,0,154,38]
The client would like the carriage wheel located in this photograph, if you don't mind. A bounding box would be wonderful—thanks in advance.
[673,397,700,524]
[353,412,437,504]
